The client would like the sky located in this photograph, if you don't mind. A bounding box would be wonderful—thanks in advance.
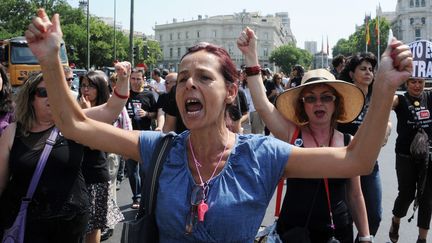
[66,0,397,53]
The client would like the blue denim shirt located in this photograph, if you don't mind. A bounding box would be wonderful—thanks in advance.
[139,131,290,242]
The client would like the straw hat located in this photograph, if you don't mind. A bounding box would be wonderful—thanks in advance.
[275,69,365,126]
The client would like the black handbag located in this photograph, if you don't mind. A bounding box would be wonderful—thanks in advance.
[121,133,175,243]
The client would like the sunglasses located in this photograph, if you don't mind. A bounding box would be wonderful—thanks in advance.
[34,87,48,98]
[185,184,209,234]
[301,94,336,104]
[66,77,74,82]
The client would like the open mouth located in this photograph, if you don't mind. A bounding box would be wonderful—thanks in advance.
[314,110,326,118]
[185,98,203,115]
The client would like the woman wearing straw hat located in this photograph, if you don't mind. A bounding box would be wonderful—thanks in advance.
[23,11,412,242]
[247,63,371,241]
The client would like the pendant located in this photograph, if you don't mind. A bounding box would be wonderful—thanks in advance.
[414,101,420,107]
[197,200,208,222]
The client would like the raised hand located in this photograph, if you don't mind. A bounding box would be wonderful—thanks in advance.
[115,61,132,83]
[79,95,91,109]
[236,27,258,65]
[25,9,63,63]
[375,39,413,91]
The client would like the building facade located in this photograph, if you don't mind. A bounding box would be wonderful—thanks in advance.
[154,10,296,71]
[304,41,318,55]
[390,0,432,43]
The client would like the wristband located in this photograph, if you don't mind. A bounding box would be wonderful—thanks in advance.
[113,88,129,99]
[244,65,261,76]
[358,235,374,242]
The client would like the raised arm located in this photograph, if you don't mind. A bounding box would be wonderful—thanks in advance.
[237,27,296,142]
[84,61,131,123]
[25,9,141,161]
[284,39,413,178]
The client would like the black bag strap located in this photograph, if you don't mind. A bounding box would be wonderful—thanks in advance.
[137,132,176,219]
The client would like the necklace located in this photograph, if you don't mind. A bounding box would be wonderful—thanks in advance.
[308,126,334,147]
[188,132,230,222]
[308,126,337,231]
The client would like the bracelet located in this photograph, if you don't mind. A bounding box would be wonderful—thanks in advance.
[113,88,129,99]
[244,65,261,76]
[358,235,374,242]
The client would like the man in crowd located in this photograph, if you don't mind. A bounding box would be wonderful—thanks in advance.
[125,68,157,209]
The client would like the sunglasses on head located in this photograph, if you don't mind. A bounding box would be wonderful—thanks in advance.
[185,184,209,234]
[301,94,336,104]
[34,87,48,98]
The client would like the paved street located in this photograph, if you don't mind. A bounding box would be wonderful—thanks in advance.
[107,111,426,242]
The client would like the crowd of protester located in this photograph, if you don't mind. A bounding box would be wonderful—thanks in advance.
[2,8,429,243]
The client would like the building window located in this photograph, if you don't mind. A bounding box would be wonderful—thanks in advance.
[177,32,181,40]
[421,0,425,6]
[197,31,200,38]
[169,48,173,58]
[263,47,269,57]
[415,29,421,40]
[186,31,189,39]
[410,18,414,25]
[264,33,269,40]
[422,17,426,24]
[170,33,173,41]
[410,0,414,7]
[415,0,419,7]
[213,30,217,38]
[177,48,181,58]
[159,34,163,41]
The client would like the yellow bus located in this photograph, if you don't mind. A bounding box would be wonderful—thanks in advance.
[0,36,69,87]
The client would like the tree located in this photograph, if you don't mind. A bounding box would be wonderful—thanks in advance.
[333,17,391,58]
[0,0,161,68]
[269,44,313,73]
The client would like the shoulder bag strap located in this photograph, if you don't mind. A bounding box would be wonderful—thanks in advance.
[139,132,176,218]
[25,127,59,200]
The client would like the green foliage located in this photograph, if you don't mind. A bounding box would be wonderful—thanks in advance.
[333,17,391,58]
[0,0,160,69]
[269,44,313,73]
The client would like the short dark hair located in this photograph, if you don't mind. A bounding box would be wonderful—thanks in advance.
[152,68,161,77]
[332,55,345,68]
[339,52,377,83]
[131,68,145,77]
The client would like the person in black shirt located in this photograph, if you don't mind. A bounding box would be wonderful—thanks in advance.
[125,69,157,209]
[338,52,384,239]
[225,88,249,133]
[389,77,432,243]
[287,65,304,89]
[155,72,177,131]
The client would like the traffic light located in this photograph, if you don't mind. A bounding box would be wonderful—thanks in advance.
[143,45,149,59]
[133,46,140,59]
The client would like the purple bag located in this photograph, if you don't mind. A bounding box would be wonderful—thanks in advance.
[2,128,58,243]
[2,201,29,243]
[0,112,12,136]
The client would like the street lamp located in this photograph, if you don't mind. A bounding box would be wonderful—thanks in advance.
[129,0,134,66]
[113,0,117,62]
[87,0,90,70]
[239,9,247,67]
